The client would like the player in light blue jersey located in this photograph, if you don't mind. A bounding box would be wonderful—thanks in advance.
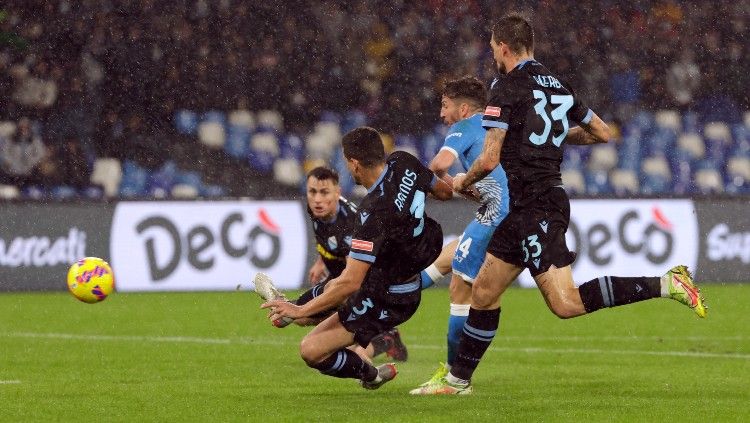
[411,76,510,393]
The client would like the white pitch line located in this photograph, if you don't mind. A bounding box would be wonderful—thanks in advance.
[2,331,749,360]
[0,380,21,384]
[3,332,231,345]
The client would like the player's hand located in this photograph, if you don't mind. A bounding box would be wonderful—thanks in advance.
[261,299,304,320]
[440,173,453,187]
[292,317,318,327]
[307,260,328,285]
[452,173,467,193]
[460,186,481,202]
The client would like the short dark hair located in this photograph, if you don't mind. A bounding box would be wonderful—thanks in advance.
[307,166,339,184]
[442,76,487,109]
[341,127,385,167]
[491,14,534,55]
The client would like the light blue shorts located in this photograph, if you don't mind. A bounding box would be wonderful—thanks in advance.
[452,219,498,283]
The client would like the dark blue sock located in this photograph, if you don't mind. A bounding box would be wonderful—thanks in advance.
[310,349,378,381]
[579,276,660,313]
[451,307,500,381]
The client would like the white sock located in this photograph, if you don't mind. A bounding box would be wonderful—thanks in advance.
[425,264,446,283]
[660,274,670,298]
[449,303,471,316]
[445,372,469,386]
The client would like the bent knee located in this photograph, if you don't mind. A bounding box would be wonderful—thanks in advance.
[471,286,499,309]
[299,337,323,366]
[549,303,579,319]
[542,287,585,319]
[449,278,473,303]
[546,295,584,319]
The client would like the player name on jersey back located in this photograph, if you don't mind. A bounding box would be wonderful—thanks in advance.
[532,75,562,89]
[394,169,418,211]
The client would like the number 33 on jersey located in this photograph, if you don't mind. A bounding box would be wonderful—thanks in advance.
[482,60,594,208]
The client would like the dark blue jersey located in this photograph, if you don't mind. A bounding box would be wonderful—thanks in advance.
[308,197,358,277]
[483,60,592,208]
[348,151,443,303]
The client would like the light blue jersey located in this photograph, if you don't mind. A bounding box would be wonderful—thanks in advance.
[441,113,509,227]
[434,113,510,282]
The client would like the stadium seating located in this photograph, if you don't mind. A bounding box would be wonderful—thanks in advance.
[171,183,199,198]
[0,184,20,199]
[588,145,618,172]
[585,170,612,195]
[174,109,199,135]
[654,110,681,132]
[90,158,123,198]
[119,160,150,198]
[640,155,672,194]
[50,185,78,200]
[256,110,284,132]
[197,121,226,149]
[273,158,304,187]
[561,169,585,195]
[609,169,639,196]
[677,133,705,160]
[6,105,741,201]
[693,160,724,194]
[0,121,16,139]
[725,155,750,193]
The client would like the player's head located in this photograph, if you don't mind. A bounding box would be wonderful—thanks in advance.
[306,166,341,220]
[441,76,487,125]
[490,14,534,73]
[341,126,385,186]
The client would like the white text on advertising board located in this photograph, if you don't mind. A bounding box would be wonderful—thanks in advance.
[0,228,86,268]
[110,202,306,292]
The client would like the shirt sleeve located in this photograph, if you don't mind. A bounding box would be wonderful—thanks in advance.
[482,83,512,131]
[564,81,593,125]
[441,122,469,158]
[348,210,384,263]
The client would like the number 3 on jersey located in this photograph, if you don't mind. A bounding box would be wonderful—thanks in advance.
[529,90,573,147]
[409,190,425,237]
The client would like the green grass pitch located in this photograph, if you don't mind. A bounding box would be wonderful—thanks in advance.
[1,284,748,422]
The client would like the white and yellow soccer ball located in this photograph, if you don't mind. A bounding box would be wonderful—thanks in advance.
[67,257,115,303]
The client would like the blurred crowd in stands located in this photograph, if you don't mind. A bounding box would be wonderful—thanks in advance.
[0,0,747,199]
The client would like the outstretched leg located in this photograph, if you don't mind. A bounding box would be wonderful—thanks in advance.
[536,265,707,318]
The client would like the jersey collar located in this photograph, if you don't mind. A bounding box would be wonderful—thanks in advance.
[367,164,389,194]
[513,59,536,71]
[324,202,340,224]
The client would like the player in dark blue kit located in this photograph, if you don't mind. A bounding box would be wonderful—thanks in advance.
[263,166,408,361]
[419,14,707,395]
[262,127,453,389]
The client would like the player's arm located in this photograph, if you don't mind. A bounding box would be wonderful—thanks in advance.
[430,175,453,200]
[307,256,328,284]
[261,257,370,319]
[297,257,369,316]
[565,113,611,145]
[454,127,505,192]
[429,149,456,181]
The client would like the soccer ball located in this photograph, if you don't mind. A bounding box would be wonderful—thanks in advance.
[67,257,115,303]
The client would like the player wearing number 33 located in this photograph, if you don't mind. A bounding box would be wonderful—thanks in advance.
[263,127,453,389]
[414,14,707,395]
